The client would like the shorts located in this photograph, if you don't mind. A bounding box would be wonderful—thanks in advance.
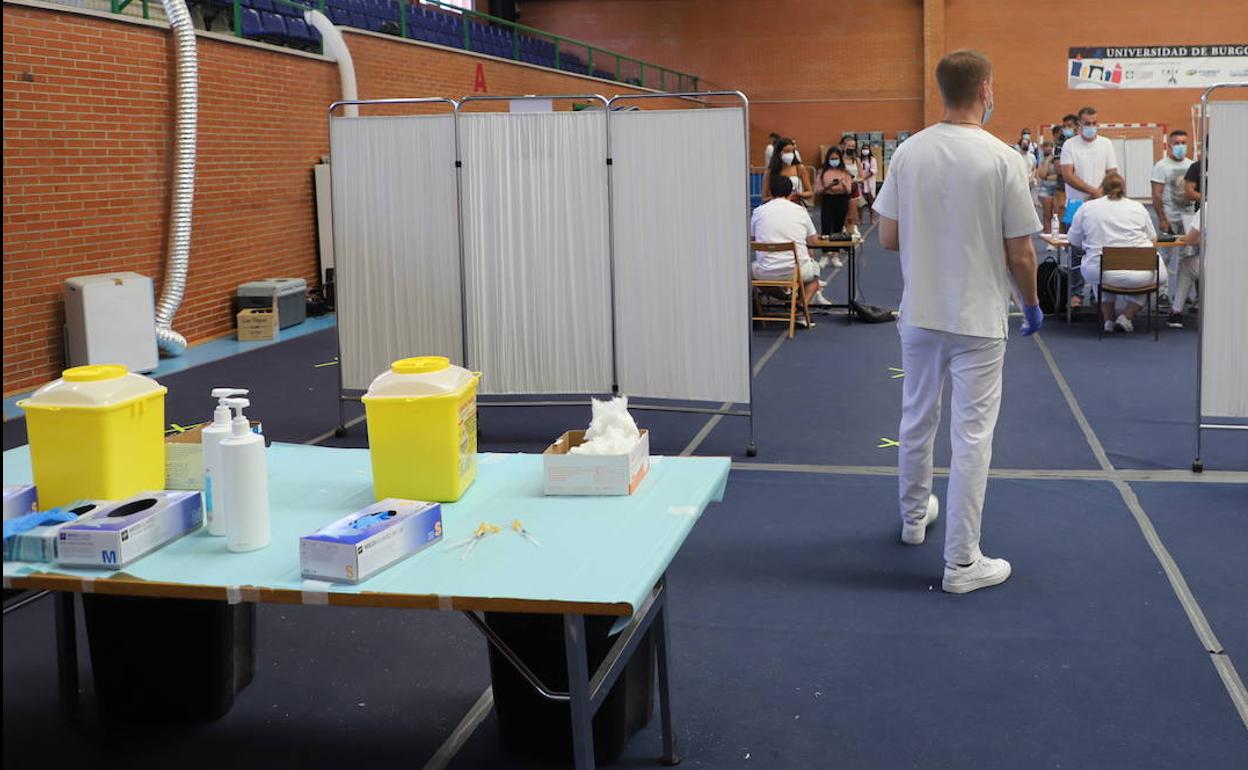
[1039,180,1057,197]
[754,257,819,284]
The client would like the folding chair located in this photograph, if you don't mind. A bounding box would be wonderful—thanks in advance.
[750,241,811,339]
[1098,246,1161,340]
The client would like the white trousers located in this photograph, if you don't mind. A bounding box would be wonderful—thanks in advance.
[898,323,1005,566]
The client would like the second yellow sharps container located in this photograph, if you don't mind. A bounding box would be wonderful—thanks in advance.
[363,357,480,502]
[18,364,167,510]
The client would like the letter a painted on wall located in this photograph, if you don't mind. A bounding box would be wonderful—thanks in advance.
[473,63,488,93]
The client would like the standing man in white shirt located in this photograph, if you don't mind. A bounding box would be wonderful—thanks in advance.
[873,49,1042,595]
[1149,130,1196,321]
[1059,106,1119,309]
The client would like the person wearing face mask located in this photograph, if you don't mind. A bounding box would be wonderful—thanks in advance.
[1150,130,1196,317]
[1059,106,1118,308]
[857,145,878,225]
[814,147,853,266]
[840,136,862,234]
[762,137,814,207]
[873,49,1041,595]
[1015,128,1042,167]
[1037,141,1059,242]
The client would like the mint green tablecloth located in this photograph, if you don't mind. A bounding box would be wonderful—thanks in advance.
[3,443,729,616]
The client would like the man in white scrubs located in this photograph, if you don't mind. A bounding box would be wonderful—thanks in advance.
[873,49,1042,594]
[1059,106,1118,308]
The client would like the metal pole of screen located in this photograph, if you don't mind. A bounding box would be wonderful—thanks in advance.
[326,98,459,437]
[606,91,756,457]
[1192,82,1248,473]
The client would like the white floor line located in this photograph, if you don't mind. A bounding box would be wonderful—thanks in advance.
[304,414,366,446]
[420,686,495,770]
[1034,334,1248,729]
[729,461,1248,484]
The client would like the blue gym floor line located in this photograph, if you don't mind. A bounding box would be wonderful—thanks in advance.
[2,314,338,422]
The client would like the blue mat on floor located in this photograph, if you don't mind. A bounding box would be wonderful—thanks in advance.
[449,471,1248,769]
[1132,482,1248,658]
[1038,319,1248,472]
[696,319,1102,469]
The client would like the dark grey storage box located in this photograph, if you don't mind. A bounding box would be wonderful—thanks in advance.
[235,278,307,329]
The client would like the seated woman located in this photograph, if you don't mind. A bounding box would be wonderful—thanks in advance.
[1069,173,1168,334]
[814,147,853,267]
[761,137,814,208]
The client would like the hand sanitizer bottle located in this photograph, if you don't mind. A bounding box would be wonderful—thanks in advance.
[202,388,248,536]
[220,398,270,552]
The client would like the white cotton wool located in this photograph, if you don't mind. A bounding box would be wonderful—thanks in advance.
[570,396,641,455]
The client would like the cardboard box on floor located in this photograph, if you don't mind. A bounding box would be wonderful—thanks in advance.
[543,429,650,496]
[237,304,278,341]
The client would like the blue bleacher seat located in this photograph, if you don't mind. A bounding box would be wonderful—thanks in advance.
[274,2,300,17]
[240,7,264,36]
[286,16,314,41]
[250,0,274,11]
[349,11,368,27]
[260,10,288,36]
[328,6,350,24]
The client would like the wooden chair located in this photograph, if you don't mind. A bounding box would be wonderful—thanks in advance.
[1098,246,1161,340]
[750,241,811,339]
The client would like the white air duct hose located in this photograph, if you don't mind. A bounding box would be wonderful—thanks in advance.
[153,0,197,356]
[306,10,359,117]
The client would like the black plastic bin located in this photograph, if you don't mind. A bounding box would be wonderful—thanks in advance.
[484,612,654,766]
[81,595,255,725]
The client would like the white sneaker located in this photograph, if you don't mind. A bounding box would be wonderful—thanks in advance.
[942,555,1012,594]
[901,495,939,545]
[795,317,815,329]
[830,255,844,269]
[850,225,861,237]
[810,291,833,307]
[1114,314,1134,333]
[1046,244,1056,253]
[1103,320,1115,334]
[816,255,830,269]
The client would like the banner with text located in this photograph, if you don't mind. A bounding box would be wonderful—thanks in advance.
[1067,45,1248,89]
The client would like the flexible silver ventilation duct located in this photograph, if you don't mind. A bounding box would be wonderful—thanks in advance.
[153,0,198,356]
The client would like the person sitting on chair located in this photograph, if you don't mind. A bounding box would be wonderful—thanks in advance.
[1068,172,1167,334]
[751,175,830,315]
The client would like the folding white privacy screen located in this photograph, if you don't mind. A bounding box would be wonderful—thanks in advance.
[328,93,755,452]
[1193,86,1248,471]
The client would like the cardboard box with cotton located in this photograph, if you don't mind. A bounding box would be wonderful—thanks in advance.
[544,397,650,496]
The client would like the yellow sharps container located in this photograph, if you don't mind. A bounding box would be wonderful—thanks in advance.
[18,364,168,509]
[363,357,480,503]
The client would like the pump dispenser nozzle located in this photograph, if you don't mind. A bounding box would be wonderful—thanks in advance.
[210,389,249,424]
[223,397,252,437]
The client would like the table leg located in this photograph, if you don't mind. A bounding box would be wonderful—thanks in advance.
[55,591,79,725]
[847,244,856,325]
[654,601,681,766]
[563,613,596,770]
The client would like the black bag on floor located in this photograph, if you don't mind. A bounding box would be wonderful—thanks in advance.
[484,612,655,765]
[1037,257,1067,314]
[850,300,896,323]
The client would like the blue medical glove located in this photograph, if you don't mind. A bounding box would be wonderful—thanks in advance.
[1021,302,1044,336]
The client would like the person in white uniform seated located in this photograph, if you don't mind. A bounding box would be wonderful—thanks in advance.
[751,175,831,317]
[1068,172,1167,334]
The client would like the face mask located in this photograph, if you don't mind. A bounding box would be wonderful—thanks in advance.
[861,149,870,157]
[780,152,795,165]
[982,99,994,126]
[1022,132,1031,139]
[1062,127,1075,138]
[1172,144,1188,160]
[1081,125,1098,140]
[828,159,841,168]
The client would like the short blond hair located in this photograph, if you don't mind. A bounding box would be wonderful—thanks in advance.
[936,49,992,109]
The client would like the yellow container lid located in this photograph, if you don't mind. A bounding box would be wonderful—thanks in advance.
[364,357,478,399]
[19,365,166,410]
[393,356,450,375]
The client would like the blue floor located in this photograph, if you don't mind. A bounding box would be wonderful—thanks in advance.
[4,228,1246,768]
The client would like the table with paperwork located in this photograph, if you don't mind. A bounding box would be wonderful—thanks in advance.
[2,442,731,770]
[810,236,864,323]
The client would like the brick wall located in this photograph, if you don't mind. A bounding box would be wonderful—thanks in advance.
[2,3,677,395]
[518,0,927,164]
[520,0,1248,159]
